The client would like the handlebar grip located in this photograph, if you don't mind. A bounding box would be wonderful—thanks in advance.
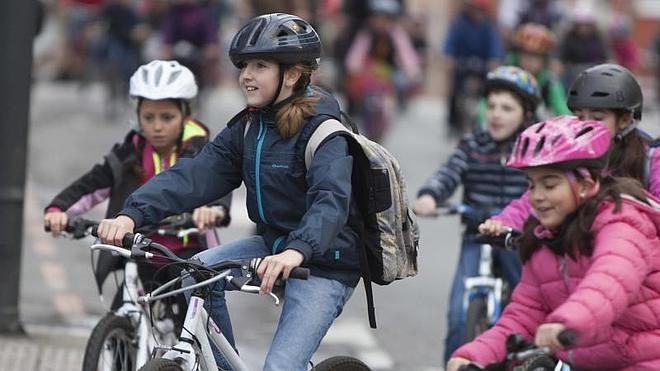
[558,330,576,347]
[289,267,310,280]
[122,233,134,249]
[90,226,134,249]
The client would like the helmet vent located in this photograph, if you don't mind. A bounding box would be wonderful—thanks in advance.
[569,89,578,96]
[533,136,546,156]
[167,70,181,85]
[141,68,149,84]
[591,91,609,98]
[551,134,561,145]
[249,19,266,46]
[154,65,163,85]
[521,137,530,157]
[535,122,546,133]
[575,126,593,138]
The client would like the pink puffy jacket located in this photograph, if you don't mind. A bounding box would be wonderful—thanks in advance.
[493,147,660,230]
[453,195,660,370]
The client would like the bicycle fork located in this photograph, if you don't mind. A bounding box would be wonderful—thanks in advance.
[462,244,505,325]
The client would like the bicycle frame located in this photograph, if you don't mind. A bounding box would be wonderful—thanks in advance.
[142,269,249,371]
[115,260,153,368]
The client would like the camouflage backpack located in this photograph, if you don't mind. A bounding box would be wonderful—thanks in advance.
[304,117,420,328]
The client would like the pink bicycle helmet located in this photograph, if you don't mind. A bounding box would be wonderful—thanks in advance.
[507,116,611,169]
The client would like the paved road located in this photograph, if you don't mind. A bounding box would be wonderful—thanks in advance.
[16,79,660,371]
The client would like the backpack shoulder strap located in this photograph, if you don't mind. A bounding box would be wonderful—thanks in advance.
[304,119,352,170]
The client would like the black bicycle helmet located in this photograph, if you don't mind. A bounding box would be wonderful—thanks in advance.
[229,13,321,69]
[567,63,643,120]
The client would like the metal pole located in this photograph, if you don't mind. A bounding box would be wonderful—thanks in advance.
[0,0,36,333]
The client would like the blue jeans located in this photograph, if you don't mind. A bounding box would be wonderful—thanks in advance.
[444,238,522,363]
[187,236,354,371]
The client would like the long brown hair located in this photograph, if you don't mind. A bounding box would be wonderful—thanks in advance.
[608,110,650,182]
[275,64,319,139]
[517,170,649,263]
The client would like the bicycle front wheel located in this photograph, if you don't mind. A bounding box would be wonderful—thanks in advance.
[464,297,490,343]
[313,356,371,371]
[139,359,183,371]
[82,314,137,371]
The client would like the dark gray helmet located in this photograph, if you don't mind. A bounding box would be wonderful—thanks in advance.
[567,64,643,120]
[229,13,321,68]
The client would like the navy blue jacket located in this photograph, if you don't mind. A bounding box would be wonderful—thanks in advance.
[418,130,528,233]
[120,88,362,287]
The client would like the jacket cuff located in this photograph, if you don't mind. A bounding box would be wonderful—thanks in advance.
[215,205,231,227]
[45,206,63,214]
[285,239,314,263]
[116,208,144,228]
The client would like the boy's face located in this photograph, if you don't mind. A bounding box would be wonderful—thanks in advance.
[486,91,525,141]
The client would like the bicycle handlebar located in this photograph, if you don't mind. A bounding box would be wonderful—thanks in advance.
[475,229,521,250]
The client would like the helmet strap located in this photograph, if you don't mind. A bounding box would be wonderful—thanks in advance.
[268,63,286,107]
[614,120,637,143]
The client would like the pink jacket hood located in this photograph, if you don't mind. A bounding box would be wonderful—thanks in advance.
[453,193,660,370]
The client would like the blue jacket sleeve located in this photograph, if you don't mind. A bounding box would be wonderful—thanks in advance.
[120,125,243,227]
[286,135,353,263]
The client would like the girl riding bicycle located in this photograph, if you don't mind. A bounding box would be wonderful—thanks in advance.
[448,116,660,371]
[480,63,658,235]
[413,65,540,362]
[44,60,230,296]
[96,13,362,371]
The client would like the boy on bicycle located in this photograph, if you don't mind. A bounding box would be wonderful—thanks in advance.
[413,66,540,363]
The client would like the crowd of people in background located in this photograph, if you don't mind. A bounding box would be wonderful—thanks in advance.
[34,0,659,140]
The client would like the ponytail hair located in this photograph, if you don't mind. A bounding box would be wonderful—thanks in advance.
[275,64,319,139]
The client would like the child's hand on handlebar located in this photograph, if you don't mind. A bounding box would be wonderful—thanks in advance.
[535,323,567,353]
[97,215,135,247]
[192,206,226,229]
[256,249,304,295]
[446,357,473,371]
[478,219,509,236]
[44,211,68,237]
[414,194,437,216]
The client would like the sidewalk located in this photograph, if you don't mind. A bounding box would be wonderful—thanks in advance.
[0,325,88,371]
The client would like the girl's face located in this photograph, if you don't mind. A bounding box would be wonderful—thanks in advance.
[572,108,629,138]
[239,59,281,108]
[139,99,185,153]
[527,167,580,229]
[486,91,526,141]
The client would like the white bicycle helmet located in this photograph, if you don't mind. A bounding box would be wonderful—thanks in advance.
[129,60,198,100]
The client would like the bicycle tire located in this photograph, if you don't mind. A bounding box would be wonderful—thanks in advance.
[312,356,371,371]
[82,314,138,371]
[138,359,183,371]
[513,354,557,371]
[464,297,490,343]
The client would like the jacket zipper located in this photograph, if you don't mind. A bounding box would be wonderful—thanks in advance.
[255,117,268,224]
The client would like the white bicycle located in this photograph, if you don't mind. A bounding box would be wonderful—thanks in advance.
[49,216,206,371]
[88,230,371,371]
